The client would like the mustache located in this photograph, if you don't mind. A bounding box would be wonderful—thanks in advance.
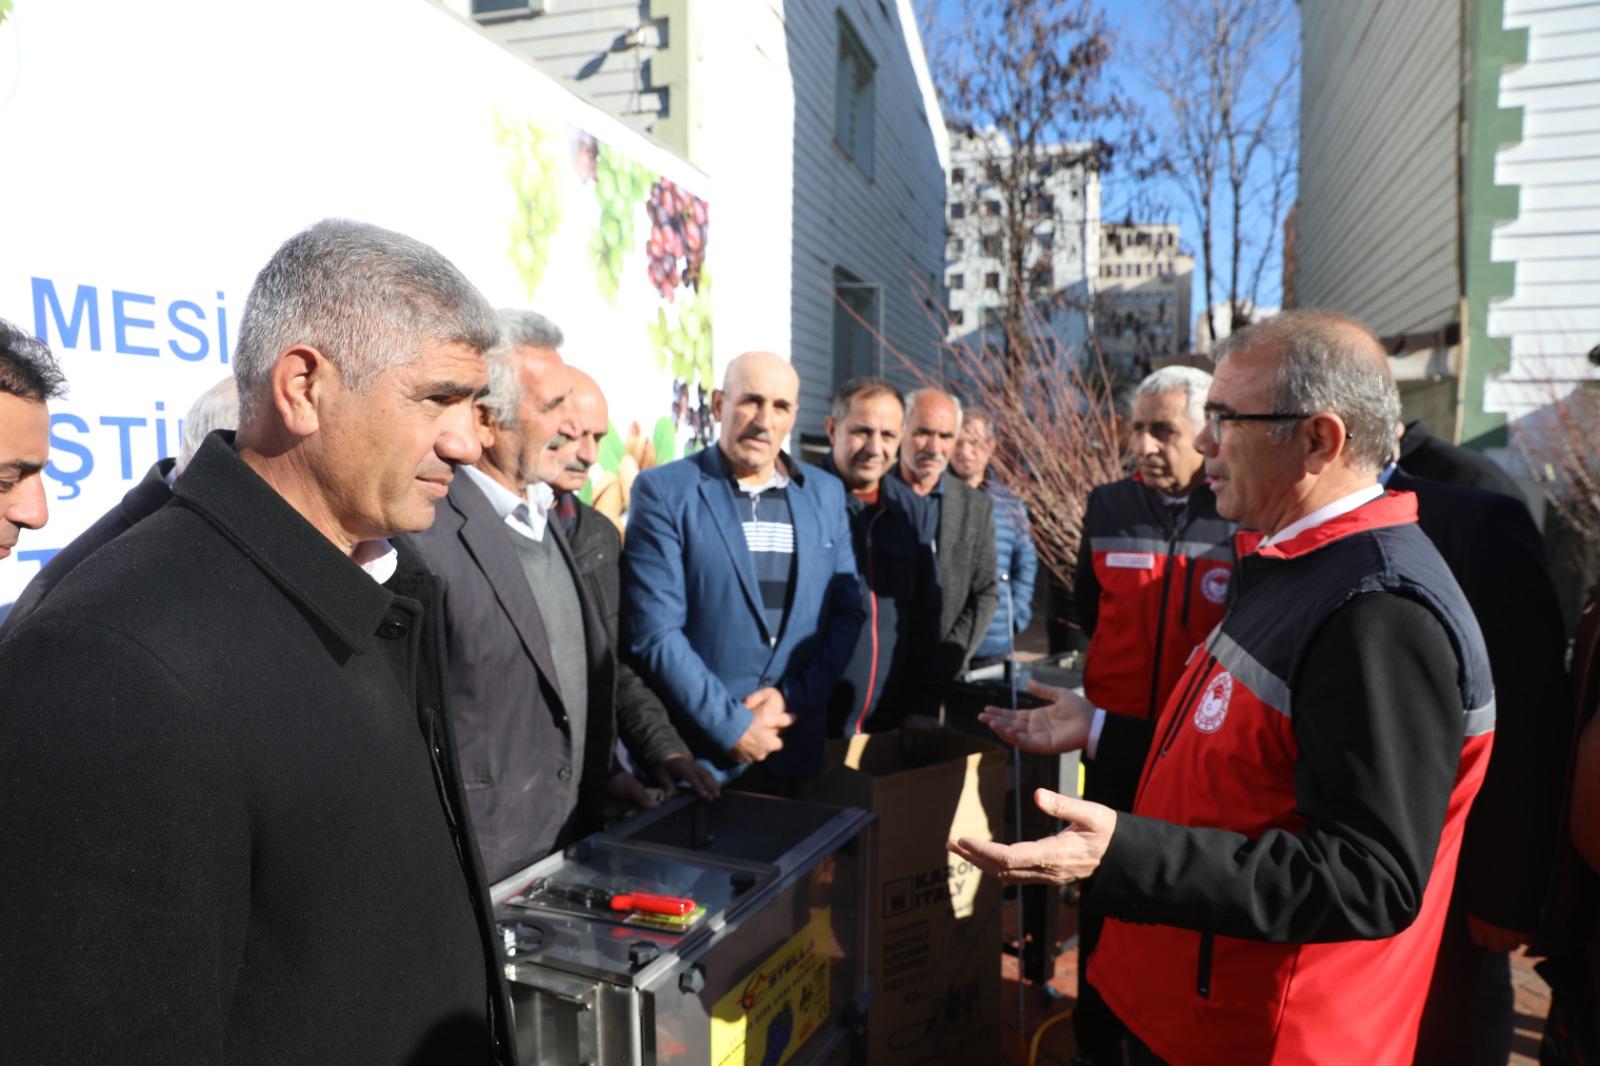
[740,429,772,443]
[562,459,590,474]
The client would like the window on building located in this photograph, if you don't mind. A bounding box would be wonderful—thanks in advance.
[834,14,877,178]
[832,267,881,389]
[950,202,965,220]
[981,235,1002,257]
[1033,193,1055,217]
[948,238,965,256]
[1032,264,1054,289]
[984,200,1001,217]
[948,273,964,290]
[986,163,1003,182]
[985,272,1000,290]
[951,309,965,326]
[472,0,537,17]
[951,167,966,184]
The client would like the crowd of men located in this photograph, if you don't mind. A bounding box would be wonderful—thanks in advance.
[0,217,1595,1065]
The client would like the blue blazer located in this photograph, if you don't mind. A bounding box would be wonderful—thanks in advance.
[621,445,865,778]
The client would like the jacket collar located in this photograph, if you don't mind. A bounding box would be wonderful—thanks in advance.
[698,441,806,488]
[1236,489,1418,561]
[173,431,400,654]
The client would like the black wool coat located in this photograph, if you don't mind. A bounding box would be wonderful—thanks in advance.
[0,433,514,1065]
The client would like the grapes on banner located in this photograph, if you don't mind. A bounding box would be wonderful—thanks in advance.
[647,272,715,448]
[495,116,563,300]
[589,142,652,304]
[645,177,709,303]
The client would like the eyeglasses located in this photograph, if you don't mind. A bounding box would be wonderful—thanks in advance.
[1204,409,1312,440]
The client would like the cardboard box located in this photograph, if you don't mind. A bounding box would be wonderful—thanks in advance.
[816,730,1008,1066]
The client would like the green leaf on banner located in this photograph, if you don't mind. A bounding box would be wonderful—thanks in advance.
[652,416,677,465]
[598,423,624,474]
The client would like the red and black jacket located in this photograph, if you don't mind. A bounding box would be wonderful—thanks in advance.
[1086,491,1495,1064]
[1076,476,1236,721]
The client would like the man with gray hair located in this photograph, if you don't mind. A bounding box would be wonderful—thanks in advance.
[402,308,648,883]
[894,386,998,678]
[958,311,1494,1064]
[0,219,516,1062]
[1065,363,1237,1061]
[0,376,238,635]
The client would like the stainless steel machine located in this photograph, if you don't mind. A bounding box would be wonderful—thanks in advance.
[491,791,876,1065]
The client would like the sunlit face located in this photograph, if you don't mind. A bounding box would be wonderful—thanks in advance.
[553,377,608,495]
[1195,347,1304,531]
[309,339,486,543]
[480,345,579,490]
[0,391,51,561]
[826,391,904,492]
[714,358,799,479]
[903,394,960,481]
[1129,389,1205,496]
[950,417,996,483]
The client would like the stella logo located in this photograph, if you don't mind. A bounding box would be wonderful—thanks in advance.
[1193,671,1233,733]
[1201,566,1232,605]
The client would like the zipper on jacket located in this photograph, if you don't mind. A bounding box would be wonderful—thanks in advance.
[853,509,886,734]
[1156,652,1215,760]
[1197,931,1214,999]
[1179,557,1197,629]
[1143,519,1183,718]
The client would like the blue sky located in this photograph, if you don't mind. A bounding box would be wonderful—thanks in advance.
[924,0,1300,328]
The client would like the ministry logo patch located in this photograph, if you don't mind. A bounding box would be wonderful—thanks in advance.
[1201,566,1232,605]
[1193,671,1233,733]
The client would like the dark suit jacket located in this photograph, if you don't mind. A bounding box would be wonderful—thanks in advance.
[0,457,175,638]
[622,446,865,779]
[1399,421,1527,505]
[904,469,1000,677]
[1392,469,1574,930]
[564,498,691,771]
[0,433,512,1063]
[401,475,615,883]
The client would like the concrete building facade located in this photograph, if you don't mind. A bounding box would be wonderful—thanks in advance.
[943,133,1102,357]
[1094,222,1194,371]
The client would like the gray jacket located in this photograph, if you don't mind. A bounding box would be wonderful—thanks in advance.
[909,470,1000,676]
[400,475,615,883]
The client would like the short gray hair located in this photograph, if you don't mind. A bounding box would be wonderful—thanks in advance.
[1214,310,1401,473]
[905,387,963,430]
[481,309,565,427]
[232,219,499,423]
[174,376,239,476]
[1136,365,1211,429]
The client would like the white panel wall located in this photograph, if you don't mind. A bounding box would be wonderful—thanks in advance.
[1296,0,1460,338]
[1483,0,1600,419]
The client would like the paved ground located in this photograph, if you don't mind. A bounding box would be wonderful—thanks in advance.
[994,898,1552,1065]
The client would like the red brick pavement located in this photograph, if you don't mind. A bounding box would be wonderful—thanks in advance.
[995,898,1552,1065]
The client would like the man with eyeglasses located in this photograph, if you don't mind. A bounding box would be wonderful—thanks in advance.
[1068,364,1237,1064]
[957,311,1493,1065]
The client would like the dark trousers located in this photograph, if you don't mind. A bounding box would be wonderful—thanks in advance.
[1074,891,1127,1065]
[1414,904,1515,1064]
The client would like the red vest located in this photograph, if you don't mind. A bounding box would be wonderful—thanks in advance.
[1082,477,1236,718]
[1089,494,1496,1064]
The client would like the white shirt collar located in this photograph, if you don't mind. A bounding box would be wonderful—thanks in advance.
[355,539,398,584]
[1258,484,1385,548]
[461,464,554,542]
[736,468,790,495]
